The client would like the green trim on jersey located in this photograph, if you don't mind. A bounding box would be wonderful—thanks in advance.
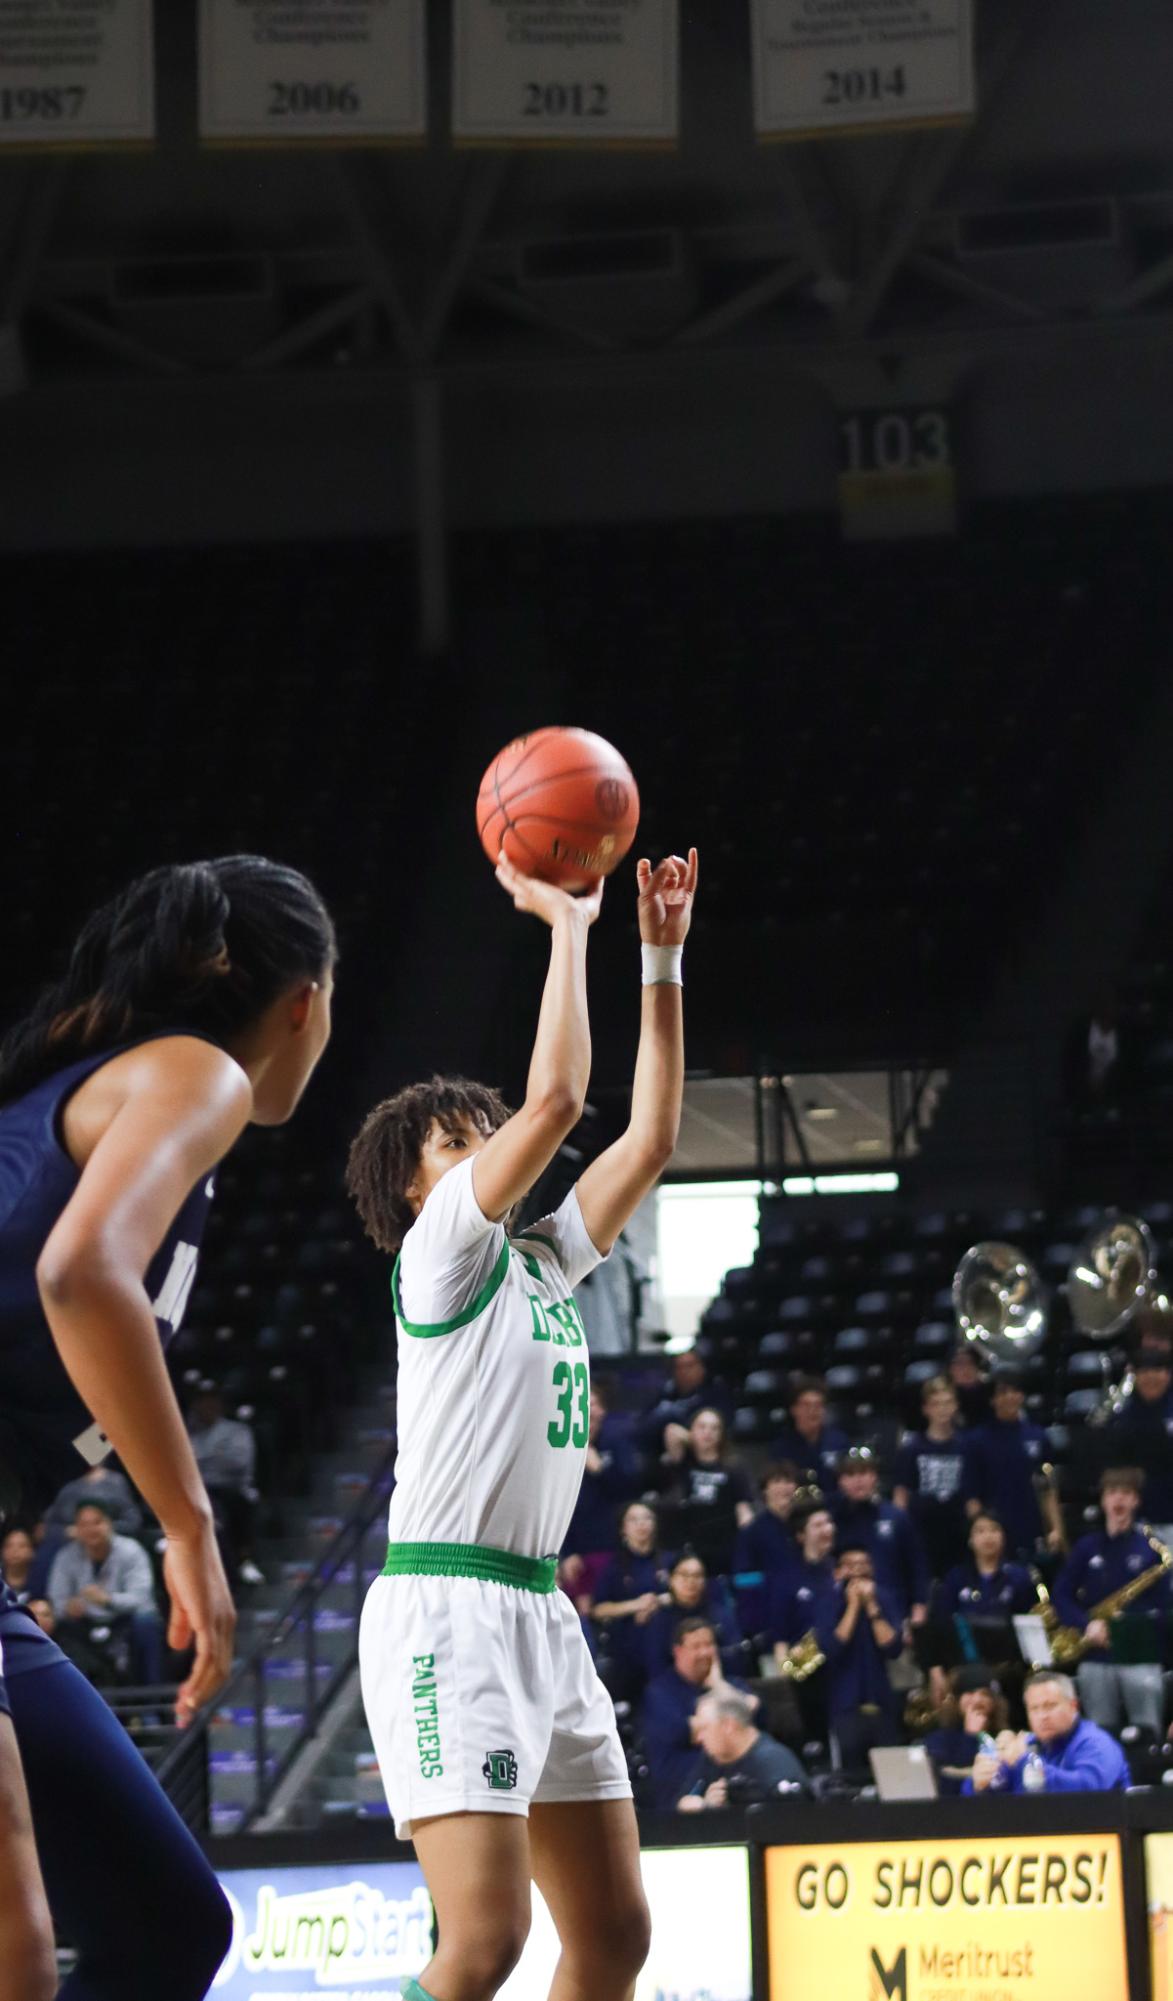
[518,1230,559,1258]
[382,1540,558,1593]
[391,1237,510,1339]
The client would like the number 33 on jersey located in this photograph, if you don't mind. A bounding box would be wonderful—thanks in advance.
[387,1158,604,1560]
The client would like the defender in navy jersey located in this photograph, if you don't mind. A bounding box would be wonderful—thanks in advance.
[0,1634,56,2001]
[0,855,334,2001]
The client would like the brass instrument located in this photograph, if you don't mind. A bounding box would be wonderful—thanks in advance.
[778,1629,825,1681]
[1046,1526,1173,1667]
[1036,1461,1068,1555]
[1066,1214,1161,1427]
[953,1242,1048,1365]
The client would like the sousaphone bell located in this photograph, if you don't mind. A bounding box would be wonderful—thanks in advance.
[952,1241,1048,1365]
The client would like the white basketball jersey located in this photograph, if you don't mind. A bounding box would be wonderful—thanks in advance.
[385,1157,606,1559]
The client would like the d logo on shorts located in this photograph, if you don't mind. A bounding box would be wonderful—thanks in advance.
[483,1747,519,1791]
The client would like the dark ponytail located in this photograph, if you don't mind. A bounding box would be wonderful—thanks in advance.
[0,855,335,1106]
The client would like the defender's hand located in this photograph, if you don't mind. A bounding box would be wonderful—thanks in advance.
[495,852,603,928]
[165,1520,236,1726]
[637,849,698,947]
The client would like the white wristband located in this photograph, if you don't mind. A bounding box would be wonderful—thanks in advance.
[642,944,683,987]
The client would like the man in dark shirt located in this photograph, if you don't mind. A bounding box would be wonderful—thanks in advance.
[814,1546,903,1775]
[892,1376,970,1578]
[770,1377,849,1492]
[767,1502,837,1667]
[1054,1466,1170,1737]
[639,1347,731,1455]
[964,1371,1061,1560]
[1105,1353,1173,1535]
[732,1461,799,1639]
[679,1689,808,1808]
[831,1448,929,1625]
[948,1343,992,1429]
[641,1616,751,1810]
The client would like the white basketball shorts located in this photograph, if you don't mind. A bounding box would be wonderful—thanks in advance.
[359,1568,631,1840]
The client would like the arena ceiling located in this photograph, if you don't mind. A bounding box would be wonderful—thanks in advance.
[2,1,1173,564]
[3,2,1172,380]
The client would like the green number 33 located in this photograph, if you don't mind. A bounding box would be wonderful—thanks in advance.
[548,1359,589,1450]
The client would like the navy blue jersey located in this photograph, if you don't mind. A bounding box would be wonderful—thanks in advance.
[0,1041,216,1512]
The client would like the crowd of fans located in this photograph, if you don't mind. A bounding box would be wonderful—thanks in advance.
[0,1388,261,1701]
[561,1334,1173,1809]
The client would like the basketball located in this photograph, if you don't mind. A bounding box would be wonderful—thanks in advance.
[477,727,640,890]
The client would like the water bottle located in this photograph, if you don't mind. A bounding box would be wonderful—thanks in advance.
[977,1731,1006,1791]
[1022,1747,1047,1793]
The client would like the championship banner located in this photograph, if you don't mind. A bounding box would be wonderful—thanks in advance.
[199,0,426,146]
[0,0,154,149]
[211,1858,432,1997]
[501,1846,752,2001]
[750,0,974,142]
[452,0,679,147]
[766,1834,1128,2001]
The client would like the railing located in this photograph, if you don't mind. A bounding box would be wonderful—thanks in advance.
[156,1446,395,1835]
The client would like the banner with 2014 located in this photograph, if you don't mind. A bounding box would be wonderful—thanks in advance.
[0,0,974,153]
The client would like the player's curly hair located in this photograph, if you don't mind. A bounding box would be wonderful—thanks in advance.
[346,1074,513,1255]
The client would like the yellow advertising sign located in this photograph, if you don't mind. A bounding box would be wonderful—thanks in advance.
[766,1834,1127,2001]
[1145,1833,1173,2001]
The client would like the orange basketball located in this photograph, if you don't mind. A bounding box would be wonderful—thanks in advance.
[477,727,640,891]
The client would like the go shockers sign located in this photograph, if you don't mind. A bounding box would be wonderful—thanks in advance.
[764,1834,1128,2001]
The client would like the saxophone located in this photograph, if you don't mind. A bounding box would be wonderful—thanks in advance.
[778,1629,826,1682]
[1047,1527,1173,1668]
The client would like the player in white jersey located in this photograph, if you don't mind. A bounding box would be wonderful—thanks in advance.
[348,843,697,2001]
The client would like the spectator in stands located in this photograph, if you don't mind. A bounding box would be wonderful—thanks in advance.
[771,1376,850,1491]
[831,1447,929,1625]
[1064,996,1125,1115]
[640,1616,751,1809]
[0,1525,37,1604]
[186,1382,263,1587]
[813,1546,903,1774]
[965,1670,1129,1794]
[24,1600,56,1638]
[1105,1352,1173,1540]
[732,1462,800,1639]
[964,1370,1061,1559]
[735,1462,800,1578]
[768,1502,837,1671]
[934,1509,1036,1624]
[1053,1467,1169,1738]
[561,1384,644,1604]
[591,1501,672,1702]
[44,1462,143,1541]
[660,1408,754,1573]
[643,1552,744,1680]
[640,1346,731,1455]
[48,1501,164,1686]
[1131,1304,1173,1366]
[892,1376,970,1578]
[948,1344,991,1428]
[678,1689,808,1809]
[924,1670,1009,1796]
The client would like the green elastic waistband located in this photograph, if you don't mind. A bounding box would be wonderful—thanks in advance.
[382,1541,558,1593]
